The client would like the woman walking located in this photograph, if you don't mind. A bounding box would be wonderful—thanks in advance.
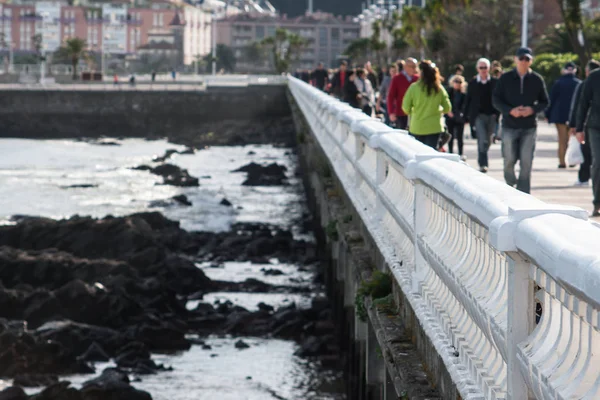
[402,61,451,149]
[446,75,467,158]
[344,70,361,109]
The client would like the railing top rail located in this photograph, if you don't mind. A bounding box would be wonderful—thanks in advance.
[514,213,600,308]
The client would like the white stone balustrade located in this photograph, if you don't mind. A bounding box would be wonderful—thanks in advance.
[288,76,600,400]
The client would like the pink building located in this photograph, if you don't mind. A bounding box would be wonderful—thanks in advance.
[0,0,211,65]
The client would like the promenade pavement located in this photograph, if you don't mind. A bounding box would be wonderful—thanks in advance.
[459,121,597,216]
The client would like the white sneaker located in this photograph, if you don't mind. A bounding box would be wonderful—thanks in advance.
[460,155,467,162]
[574,180,590,186]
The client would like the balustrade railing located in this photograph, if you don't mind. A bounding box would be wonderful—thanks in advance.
[288,76,600,400]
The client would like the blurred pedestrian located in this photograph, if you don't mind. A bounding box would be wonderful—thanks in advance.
[464,58,499,173]
[569,60,600,187]
[356,68,375,116]
[446,75,467,158]
[376,64,398,125]
[546,61,581,168]
[493,47,549,194]
[311,62,328,91]
[344,69,361,109]
[402,60,451,149]
[388,58,419,129]
[576,60,600,216]
[365,61,379,91]
[330,61,349,99]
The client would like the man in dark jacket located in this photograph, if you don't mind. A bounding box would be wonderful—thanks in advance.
[576,61,600,216]
[311,62,328,91]
[329,61,348,99]
[546,61,581,168]
[569,60,600,187]
[492,47,550,194]
[463,58,498,172]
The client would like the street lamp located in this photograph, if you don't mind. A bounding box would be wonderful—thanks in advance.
[521,0,529,47]
[101,34,110,78]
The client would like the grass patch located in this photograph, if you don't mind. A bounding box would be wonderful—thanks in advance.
[325,219,339,241]
[355,270,393,322]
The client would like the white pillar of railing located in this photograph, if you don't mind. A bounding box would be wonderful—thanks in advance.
[490,206,588,400]
[405,154,460,294]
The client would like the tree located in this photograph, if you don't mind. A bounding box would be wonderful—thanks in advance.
[203,44,236,73]
[556,0,591,68]
[261,28,306,74]
[243,42,266,66]
[56,37,88,80]
[345,38,371,63]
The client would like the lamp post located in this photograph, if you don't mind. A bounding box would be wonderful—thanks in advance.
[8,42,13,73]
[211,10,216,75]
[101,34,110,78]
[521,0,529,47]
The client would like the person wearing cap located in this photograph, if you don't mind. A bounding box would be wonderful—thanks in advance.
[576,61,600,216]
[546,61,581,168]
[492,47,549,194]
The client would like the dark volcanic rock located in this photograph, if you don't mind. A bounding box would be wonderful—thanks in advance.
[194,223,315,264]
[81,368,152,400]
[13,373,58,387]
[0,386,27,400]
[149,195,192,208]
[152,149,179,163]
[232,162,288,186]
[61,184,98,189]
[219,198,232,207]
[234,339,250,349]
[150,164,199,187]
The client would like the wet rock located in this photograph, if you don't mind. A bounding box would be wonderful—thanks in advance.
[219,198,233,207]
[81,368,152,400]
[78,342,110,362]
[150,164,199,187]
[0,386,27,400]
[261,268,284,276]
[149,195,192,208]
[234,339,250,349]
[202,344,212,350]
[257,302,274,313]
[152,149,179,163]
[28,382,82,400]
[131,165,152,171]
[232,162,288,186]
[61,184,98,189]
[172,195,192,206]
[93,139,121,146]
[13,373,58,387]
[247,151,256,155]
[178,147,195,155]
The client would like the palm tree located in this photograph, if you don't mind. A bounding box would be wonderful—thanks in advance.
[58,38,87,80]
[261,28,306,74]
[556,0,591,68]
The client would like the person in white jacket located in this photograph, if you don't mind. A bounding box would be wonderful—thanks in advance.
[356,67,375,116]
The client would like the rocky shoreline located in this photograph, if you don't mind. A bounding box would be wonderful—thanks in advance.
[0,151,340,399]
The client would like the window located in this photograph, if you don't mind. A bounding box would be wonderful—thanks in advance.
[256,25,264,39]
[267,25,275,37]
[331,28,339,46]
[319,27,327,46]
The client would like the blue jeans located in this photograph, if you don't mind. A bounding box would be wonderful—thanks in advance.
[475,114,497,168]
[502,127,537,194]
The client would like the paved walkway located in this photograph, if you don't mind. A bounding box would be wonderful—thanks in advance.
[459,121,597,216]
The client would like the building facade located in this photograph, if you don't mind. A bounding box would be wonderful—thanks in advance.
[0,0,212,66]
[216,11,360,70]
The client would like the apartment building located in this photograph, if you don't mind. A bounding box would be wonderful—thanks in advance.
[216,11,360,69]
[0,0,212,66]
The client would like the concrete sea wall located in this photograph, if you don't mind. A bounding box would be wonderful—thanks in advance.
[0,86,294,146]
